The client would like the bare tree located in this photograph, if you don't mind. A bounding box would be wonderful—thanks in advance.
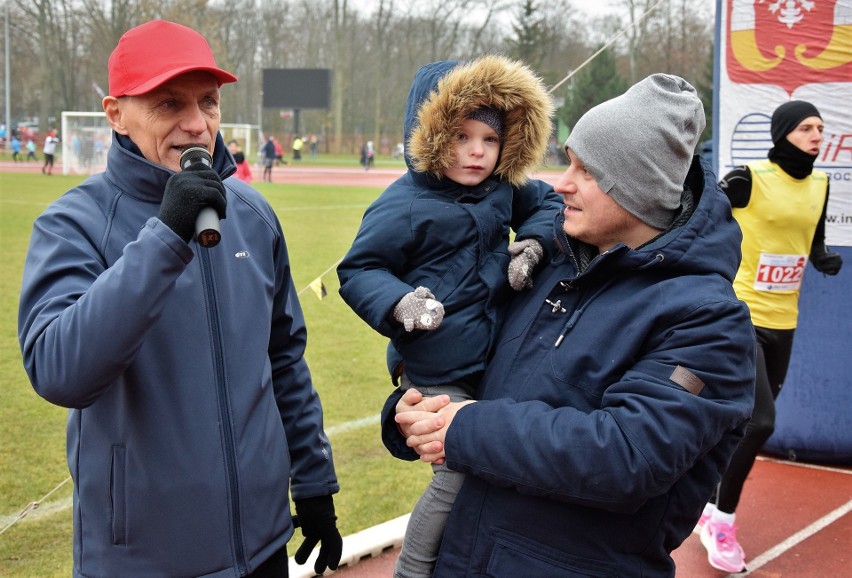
[368,0,393,152]
[330,0,351,151]
[4,0,713,154]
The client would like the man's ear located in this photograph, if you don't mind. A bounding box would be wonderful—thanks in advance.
[102,96,129,135]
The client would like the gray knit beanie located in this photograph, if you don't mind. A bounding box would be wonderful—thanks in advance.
[565,73,706,230]
[467,106,504,138]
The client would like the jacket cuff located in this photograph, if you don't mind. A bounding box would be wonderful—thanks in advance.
[380,388,419,461]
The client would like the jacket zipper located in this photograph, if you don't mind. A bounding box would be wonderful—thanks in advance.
[199,248,247,574]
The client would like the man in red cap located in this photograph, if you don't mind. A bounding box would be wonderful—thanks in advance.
[18,20,341,578]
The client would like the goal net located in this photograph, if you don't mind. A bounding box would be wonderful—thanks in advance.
[61,112,112,176]
[219,124,259,161]
[60,113,260,175]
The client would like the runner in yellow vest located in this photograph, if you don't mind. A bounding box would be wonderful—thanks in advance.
[698,100,842,573]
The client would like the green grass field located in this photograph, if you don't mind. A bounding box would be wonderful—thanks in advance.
[0,171,432,575]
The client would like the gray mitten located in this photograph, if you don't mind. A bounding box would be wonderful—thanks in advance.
[508,239,544,290]
[393,287,444,332]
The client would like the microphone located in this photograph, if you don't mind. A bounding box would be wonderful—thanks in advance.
[179,146,221,248]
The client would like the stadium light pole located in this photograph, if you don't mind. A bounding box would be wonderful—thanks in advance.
[4,0,10,148]
[257,91,263,141]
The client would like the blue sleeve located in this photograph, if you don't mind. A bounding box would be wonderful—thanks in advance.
[269,222,339,498]
[337,188,417,338]
[380,388,420,461]
[444,299,755,513]
[511,178,563,259]
[18,198,192,408]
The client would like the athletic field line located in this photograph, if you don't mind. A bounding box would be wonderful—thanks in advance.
[736,498,852,576]
[279,204,368,212]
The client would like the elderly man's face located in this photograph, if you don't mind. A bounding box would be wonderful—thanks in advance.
[103,71,220,171]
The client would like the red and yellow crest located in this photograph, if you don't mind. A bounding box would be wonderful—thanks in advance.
[727,0,852,94]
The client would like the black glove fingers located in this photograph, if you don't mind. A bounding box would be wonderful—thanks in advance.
[294,536,319,564]
[327,535,343,570]
[160,169,227,241]
[195,181,227,219]
[314,544,328,574]
[293,495,342,572]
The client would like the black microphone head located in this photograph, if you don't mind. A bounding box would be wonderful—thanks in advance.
[180,146,213,171]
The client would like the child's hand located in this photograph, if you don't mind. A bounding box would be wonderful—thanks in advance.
[393,286,445,331]
[508,238,544,290]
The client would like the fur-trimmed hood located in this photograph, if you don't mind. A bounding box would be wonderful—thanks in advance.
[404,55,554,187]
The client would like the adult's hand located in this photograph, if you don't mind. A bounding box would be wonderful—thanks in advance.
[293,495,343,574]
[394,388,474,463]
[159,165,226,243]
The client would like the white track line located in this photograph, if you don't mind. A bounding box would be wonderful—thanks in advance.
[735,499,852,576]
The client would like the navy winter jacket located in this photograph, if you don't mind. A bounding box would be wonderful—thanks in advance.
[383,158,756,576]
[338,58,563,387]
[18,133,338,577]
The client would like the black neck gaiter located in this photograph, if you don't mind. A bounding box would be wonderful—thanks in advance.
[768,137,818,179]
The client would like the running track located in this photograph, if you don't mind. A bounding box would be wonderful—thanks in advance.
[0,160,564,188]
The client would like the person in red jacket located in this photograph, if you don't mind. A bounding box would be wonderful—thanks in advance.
[228,139,253,182]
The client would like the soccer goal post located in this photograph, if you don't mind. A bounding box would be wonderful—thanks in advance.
[61,112,113,176]
[60,113,259,175]
[219,124,259,161]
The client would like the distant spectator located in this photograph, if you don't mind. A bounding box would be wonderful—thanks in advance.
[11,135,22,162]
[292,135,304,161]
[360,140,375,171]
[261,136,276,182]
[228,139,253,182]
[42,130,60,175]
[26,139,38,161]
[274,137,284,165]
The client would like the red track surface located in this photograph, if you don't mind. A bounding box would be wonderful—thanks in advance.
[0,160,565,189]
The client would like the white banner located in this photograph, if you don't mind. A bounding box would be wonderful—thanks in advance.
[715,0,852,247]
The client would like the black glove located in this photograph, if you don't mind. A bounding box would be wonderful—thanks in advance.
[159,165,227,242]
[811,251,842,276]
[293,495,343,574]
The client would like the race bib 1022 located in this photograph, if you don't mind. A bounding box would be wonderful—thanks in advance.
[754,253,807,292]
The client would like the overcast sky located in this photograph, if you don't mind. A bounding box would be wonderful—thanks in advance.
[347,0,716,35]
[348,0,622,22]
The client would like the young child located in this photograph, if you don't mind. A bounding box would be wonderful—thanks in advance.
[337,55,563,578]
[227,138,253,182]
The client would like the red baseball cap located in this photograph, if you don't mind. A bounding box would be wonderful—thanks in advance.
[108,20,237,97]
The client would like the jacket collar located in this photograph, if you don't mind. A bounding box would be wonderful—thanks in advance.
[105,132,236,202]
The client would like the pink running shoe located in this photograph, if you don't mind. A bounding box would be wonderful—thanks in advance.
[694,510,712,534]
[700,520,746,573]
